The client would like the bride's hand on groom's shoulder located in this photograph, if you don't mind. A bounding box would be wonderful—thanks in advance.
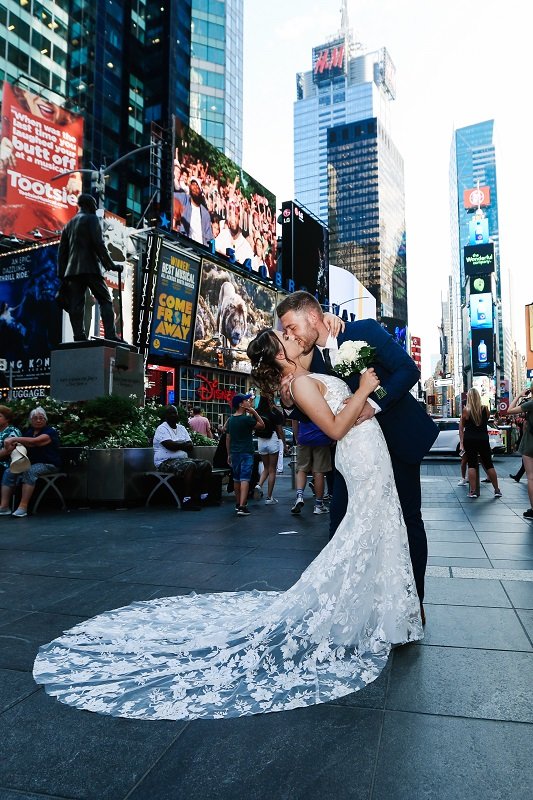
[323,312,345,337]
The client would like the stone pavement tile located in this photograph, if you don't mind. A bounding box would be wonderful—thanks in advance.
[484,543,533,560]
[0,609,31,627]
[491,560,533,571]
[200,564,302,592]
[502,580,533,609]
[387,645,533,722]
[0,574,99,613]
[428,542,486,558]
[111,560,220,587]
[0,669,39,713]
[426,528,478,543]
[0,790,69,800]
[6,558,135,581]
[419,509,468,520]
[155,543,257,564]
[516,609,533,642]
[0,690,182,800]
[427,557,492,568]
[0,611,85,671]
[419,604,532,650]
[476,529,533,544]
[372,711,533,800]
[424,576,511,607]
[0,551,70,573]
[44,580,187,617]
[424,519,473,530]
[232,552,317,573]
[127,705,382,800]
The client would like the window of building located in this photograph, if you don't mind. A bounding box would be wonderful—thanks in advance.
[7,43,29,72]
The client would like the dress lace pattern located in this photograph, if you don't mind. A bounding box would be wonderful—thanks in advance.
[33,374,422,720]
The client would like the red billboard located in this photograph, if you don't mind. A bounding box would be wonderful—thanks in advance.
[312,39,346,83]
[0,81,84,236]
[463,186,491,209]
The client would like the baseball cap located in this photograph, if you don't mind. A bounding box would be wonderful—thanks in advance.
[189,177,201,187]
[231,393,253,410]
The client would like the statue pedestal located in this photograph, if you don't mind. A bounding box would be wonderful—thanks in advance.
[50,339,144,403]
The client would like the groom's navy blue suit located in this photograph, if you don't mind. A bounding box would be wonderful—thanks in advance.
[309,319,438,602]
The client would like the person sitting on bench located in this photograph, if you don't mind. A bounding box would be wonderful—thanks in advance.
[153,405,212,511]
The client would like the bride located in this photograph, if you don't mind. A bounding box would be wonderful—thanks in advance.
[33,330,422,721]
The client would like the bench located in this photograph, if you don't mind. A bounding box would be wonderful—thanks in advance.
[144,467,231,509]
[32,472,68,512]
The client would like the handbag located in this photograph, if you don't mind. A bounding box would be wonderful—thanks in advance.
[10,444,31,474]
[297,420,332,447]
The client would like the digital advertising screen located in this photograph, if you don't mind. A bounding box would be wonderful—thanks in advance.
[280,201,329,307]
[464,186,491,210]
[468,217,489,245]
[470,275,492,295]
[191,258,277,374]
[0,81,84,237]
[312,38,347,84]
[471,328,494,376]
[464,243,495,276]
[470,293,493,329]
[0,242,61,394]
[172,120,277,273]
[148,242,201,360]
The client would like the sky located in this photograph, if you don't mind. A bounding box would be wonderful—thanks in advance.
[241,0,533,379]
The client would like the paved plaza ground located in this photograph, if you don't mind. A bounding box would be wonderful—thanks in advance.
[0,454,532,799]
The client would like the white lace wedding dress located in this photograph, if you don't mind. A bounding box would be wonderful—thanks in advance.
[33,374,422,720]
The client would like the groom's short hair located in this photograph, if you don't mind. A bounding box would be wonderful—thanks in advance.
[277,291,322,318]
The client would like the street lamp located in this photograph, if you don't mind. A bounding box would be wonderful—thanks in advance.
[51,143,162,209]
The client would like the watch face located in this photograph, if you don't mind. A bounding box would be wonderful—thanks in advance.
[473,277,485,292]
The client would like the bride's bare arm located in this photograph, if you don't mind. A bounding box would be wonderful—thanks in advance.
[291,370,380,440]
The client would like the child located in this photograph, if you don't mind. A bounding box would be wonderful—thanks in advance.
[226,394,264,515]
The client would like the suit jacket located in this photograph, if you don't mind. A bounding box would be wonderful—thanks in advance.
[58,212,116,279]
[309,319,438,464]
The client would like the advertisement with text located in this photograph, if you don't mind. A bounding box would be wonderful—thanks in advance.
[0,81,84,237]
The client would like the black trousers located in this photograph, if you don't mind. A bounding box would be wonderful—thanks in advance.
[329,457,427,603]
[66,274,116,339]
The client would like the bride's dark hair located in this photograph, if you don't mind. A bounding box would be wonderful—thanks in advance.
[247,329,295,402]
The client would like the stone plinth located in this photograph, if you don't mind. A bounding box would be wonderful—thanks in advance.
[50,340,144,403]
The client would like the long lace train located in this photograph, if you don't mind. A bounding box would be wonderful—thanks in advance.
[33,375,422,720]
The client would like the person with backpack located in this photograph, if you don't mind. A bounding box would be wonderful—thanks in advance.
[253,394,285,505]
[507,388,533,518]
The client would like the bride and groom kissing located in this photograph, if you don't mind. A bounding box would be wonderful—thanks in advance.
[33,291,438,722]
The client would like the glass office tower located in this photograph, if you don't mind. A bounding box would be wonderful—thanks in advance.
[190,0,243,164]
[327,117,407,323]
[450,120,511,387]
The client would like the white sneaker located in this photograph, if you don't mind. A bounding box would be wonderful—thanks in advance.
[457,478,468,486]
[291,497,304,514]
[0,507,12,516]
[253,485,263,500]
[265,497,278,505]
[12,508,27,518]
[313,505,329,515]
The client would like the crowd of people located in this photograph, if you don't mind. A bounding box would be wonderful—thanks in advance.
[173,150,277,275]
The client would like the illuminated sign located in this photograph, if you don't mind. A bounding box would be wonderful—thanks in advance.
[468,217,489,245]
[464,243,494,276]
[149,244,200,359]
[470,275,491,295]
[470,293,493,329]
[312,38,346,83]
[471,328,494,376]
[463,186,491,209]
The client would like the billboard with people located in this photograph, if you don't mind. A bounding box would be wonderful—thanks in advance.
[0,81,84,237]
[0,242,62,394]
[191,258,277,374]
[172,119,277,274]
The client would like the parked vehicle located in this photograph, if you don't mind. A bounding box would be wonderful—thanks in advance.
[429,417,504,455]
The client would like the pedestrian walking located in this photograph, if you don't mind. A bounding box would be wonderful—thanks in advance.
[459,388,502,499]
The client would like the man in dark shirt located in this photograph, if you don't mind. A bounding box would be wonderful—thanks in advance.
[57,193,122,342]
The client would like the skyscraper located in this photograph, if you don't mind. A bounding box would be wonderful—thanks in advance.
[450,120,511,392]
[189,0,243,164]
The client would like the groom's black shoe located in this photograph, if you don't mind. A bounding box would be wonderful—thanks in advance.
[420,603,426,626]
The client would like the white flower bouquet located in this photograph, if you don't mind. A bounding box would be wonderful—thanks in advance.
[332,340,387,399]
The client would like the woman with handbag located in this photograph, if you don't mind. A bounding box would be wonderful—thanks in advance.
[253,394,285,504]
[0,405,21,483]
[0,407,61,518]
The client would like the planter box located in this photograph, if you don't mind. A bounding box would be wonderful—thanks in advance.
[87,448,154,503]
[59,447,89,504]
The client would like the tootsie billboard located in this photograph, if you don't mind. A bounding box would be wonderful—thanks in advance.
[0,81,84,236]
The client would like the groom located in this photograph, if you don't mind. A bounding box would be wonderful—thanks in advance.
[277,291,438,620]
